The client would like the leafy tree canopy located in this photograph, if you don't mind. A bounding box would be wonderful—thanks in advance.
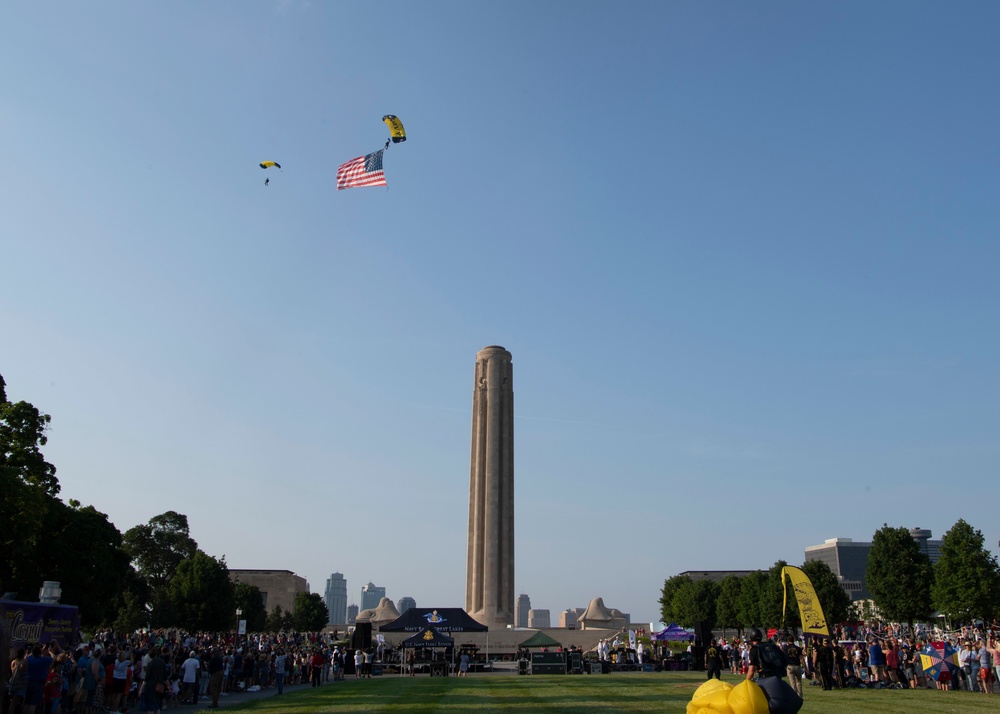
[0,374,59,592]
[166,550,235,632]
[715,576,743,632]
[931,519,1000,625]
[659,574,692,625]
[234,583,268,633]
[123,511,198,594]
[292,592,329,632]
[866,524,934,627]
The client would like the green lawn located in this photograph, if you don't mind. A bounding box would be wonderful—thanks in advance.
[221,673,998,713]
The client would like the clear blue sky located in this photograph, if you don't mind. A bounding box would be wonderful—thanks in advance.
[3,1,998,626]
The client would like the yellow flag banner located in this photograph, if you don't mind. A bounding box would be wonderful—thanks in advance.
[782,566,831,637]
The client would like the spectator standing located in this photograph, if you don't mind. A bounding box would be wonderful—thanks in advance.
[207,648,225,708]
[274,650,287,694]
[867,638,885,684]
[310,649,325,687]
[180,651,200,705]
[783,636,803,697]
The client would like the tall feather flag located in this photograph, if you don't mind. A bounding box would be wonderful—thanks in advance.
[782,565,831,637]
[337,149,387,190]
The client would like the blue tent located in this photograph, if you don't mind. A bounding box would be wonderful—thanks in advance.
[650,623,693,642]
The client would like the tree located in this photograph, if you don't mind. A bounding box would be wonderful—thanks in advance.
[292,592,329,632]
[865,525,934,630]
[0,374,59,594]
[123,511,198,623]
[234,583,267,633]
[34,499,132,625]
[715,576,743,634]
[659,574,692,624]
[266,605,293,632]
[931,519,1000,626]
[737,571,767,628]
[671,579,719,629]
[166,551,235,632]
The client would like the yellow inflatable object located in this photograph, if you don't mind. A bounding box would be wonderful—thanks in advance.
[728,680,770,714]
[692,679,733,700]
[687,679,769,714]
[686,686,733,714]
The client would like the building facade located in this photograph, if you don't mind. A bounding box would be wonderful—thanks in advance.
[325,572,347,625]
[397,596,416,614]
[361,582,385,612]
[559,609,579,629]
[347,604,359,625]
[515,594,531,628]
[229,569,308,616]
[804,528,943,601]
[528,609,551,629]
[466,345,515,629]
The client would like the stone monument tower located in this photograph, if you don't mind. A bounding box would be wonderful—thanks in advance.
[465,345,514,628]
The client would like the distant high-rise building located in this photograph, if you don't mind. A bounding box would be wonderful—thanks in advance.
[559,609,578,629]
[325,572,347,625]
[397,596,416,614]
[361,582,385,611]
[804,528,943,601]
[347,604,359,625]
[527,609,550,629]
[515,594,531,628]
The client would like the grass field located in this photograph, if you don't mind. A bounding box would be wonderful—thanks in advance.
[220,672,997,713]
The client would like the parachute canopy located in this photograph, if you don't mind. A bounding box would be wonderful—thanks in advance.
[259,161,281,169]
[382,115,406,143]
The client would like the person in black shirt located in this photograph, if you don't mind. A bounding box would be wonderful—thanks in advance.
[705,639,723,680]
[784,636,803,697]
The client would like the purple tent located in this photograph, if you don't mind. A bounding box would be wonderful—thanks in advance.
[650,623,693,642]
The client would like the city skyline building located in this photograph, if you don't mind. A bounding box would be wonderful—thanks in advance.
[347,604,359,625]
[559,609,579,629]
[528,609,550,629]
[466,345,515,629]
[325,572,347,625]
[515,593,531,628]
[804,527,944,601]
[361,582,386,612]
[397,596,416,614]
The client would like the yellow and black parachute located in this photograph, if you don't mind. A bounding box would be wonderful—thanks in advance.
[382,115,406,144]
[259,161,281,170]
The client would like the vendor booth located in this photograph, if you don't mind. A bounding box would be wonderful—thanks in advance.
[400,627,455,676]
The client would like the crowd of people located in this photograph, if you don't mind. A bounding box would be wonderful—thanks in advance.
[706,623,1000,695]
[3,629,364,714]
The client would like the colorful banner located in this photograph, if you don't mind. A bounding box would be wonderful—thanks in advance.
[781,566,831,637]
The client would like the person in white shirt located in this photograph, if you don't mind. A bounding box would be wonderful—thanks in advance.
[181,651,201,704]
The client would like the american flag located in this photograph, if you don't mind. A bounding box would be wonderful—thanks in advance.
[336,149,387,190]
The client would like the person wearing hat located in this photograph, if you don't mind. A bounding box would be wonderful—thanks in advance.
[745,629,764,681]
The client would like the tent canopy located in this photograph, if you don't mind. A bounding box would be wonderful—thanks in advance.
[380,608,488,633]
[518,630,562,648]
[651,623,693,642]
[401,627,454,649]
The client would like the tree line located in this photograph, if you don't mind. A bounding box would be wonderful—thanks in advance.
[660,521,1000,634]
[0,373,329,633]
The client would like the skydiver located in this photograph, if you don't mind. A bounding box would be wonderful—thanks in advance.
[264,177,269,186]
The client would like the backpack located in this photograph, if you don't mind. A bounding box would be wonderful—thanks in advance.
[758,641,789,677]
